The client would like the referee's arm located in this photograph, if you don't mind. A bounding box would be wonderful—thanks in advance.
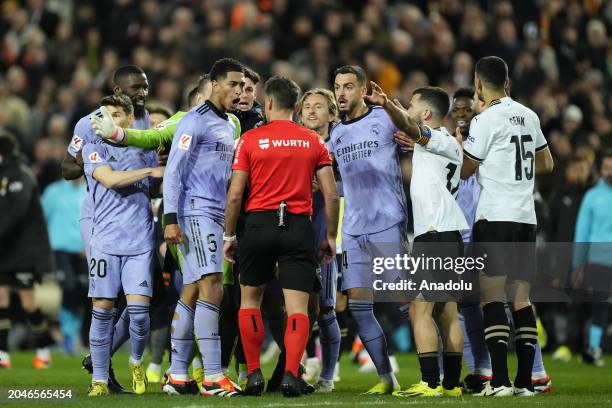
[223,169,248,263]
[316,165,340,264]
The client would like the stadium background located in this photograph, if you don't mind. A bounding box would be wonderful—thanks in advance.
[0,0,611,386]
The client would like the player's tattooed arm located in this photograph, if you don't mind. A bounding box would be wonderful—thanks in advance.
[61,152,84,180]
[365,81,422,143]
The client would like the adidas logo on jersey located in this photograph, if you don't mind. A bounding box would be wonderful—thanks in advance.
[108,156,117,162]
[259,138,269,149]
[139,281,148,288]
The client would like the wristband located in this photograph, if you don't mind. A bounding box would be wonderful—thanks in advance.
[223,234,237,242]
[165,213,178,225]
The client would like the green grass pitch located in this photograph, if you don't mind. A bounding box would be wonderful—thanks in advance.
[1,352,611,407]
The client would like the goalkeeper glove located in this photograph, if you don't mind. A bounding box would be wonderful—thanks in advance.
[90,106,127,144]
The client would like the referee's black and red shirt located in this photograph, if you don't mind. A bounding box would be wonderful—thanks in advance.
[232,120,332,214]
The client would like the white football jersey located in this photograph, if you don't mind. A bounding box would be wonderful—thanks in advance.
[411,126,468,237]
[463,97,548,225]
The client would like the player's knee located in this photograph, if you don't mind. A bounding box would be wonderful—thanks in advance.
[19,290,37,313]
[0,286,10,307]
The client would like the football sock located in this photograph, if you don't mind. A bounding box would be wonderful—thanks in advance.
[348,300,392,376]
[512,306,537,389]
[238,308,264,374]
[90,307,113,383]
[318,311,341,381]
[418,352,440,388]
[195,300,222,379]
[483,302,511,387]
[285,313,309,377]
[442,352,462,390]
[170,300,194,377]
[127,300,150,363]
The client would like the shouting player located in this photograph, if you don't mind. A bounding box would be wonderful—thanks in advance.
[162,58,244,397]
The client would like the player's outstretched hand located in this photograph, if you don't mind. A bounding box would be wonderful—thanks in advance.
[150,166,165,179]
[364,81,389,107]
[394,131,415,151]
[91,106,127,144]
[164,224,183,245]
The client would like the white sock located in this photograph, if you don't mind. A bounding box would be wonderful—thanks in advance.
[36,348,50,360]
[205,372,224,383]
[171,373,188,381]
[147,362,161,372]
[129,356,142,366]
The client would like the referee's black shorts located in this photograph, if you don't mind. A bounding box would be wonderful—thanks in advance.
[472,220,536,283]
[238,211,317,293]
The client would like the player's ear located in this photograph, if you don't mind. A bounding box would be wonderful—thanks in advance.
[113,84,122,95]
[127,113,135,127]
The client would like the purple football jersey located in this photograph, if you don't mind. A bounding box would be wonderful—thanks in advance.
[328,106,408,235]
[83,143,157,255]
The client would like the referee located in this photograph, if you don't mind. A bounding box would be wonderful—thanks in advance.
[223,76,339,397]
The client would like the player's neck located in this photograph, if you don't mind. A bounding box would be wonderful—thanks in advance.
[207,96,226,114]
[423,119,441,129]
[316,125,329,140]
[482,89,507,106]
[267,110,293,122]
[345,101,369,121]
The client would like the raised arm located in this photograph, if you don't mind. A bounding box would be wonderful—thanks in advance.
[365,81,421,141]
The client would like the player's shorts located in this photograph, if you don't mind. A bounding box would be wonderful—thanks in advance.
[0,270,41,289]
[87,247,153,298]
[411,230,464,302]
[79,217,93,259]
[178,215,224,285]
[319,257,338,309]
[472,220,536,282]
[341,222,409,292]
[238,212,317,293]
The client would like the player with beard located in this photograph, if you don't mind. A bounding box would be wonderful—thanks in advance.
[63,65,151,394]
[461,56,554,397]
[329,66,405,395]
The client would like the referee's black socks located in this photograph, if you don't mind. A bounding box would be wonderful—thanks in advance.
[0,307,9,352]
[483,302,511,387]
[513,306,537,390]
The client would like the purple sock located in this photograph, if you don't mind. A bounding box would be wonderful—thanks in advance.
[111,308,130,355]
[318,311,341,381]
[90,307,113,382]
[127,300,150,362]
[195,300,222,378]
[170,300,195,377]
[348,300,392,375]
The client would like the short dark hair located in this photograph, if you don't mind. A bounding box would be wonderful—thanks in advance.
[244,67,261,85]
[0,127,18,156]
[112,65,146,86]
[208,58,244,82]
[452,88,474,101]
[147,103,173,119]
[264,76,301,111]
[334,65,367,86]
[101,94,134,115]
[413,87,450,118]
[187,86,199,107]
[197,74,210,93]
[475,56,508,90]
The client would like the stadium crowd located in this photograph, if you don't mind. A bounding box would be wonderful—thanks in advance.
[0,0,611,396]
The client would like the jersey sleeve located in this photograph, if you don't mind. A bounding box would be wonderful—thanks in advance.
[67,117,91,157]
[125,112,182,149]
[163,115,198,219]
[463,115,492,162]
[425,128,462,162]
[82,143,109,178]
[232,133,251,172]
[316,137,333,169]
[532,113,548,151]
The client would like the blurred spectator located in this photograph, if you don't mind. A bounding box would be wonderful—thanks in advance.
[41,177,87,354]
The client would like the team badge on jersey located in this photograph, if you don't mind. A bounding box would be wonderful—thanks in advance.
[88,152,103,163]
[69,135,83,152]
[178,134,192,150]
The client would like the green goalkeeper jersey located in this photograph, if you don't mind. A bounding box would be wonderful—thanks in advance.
[125,110,242,149]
